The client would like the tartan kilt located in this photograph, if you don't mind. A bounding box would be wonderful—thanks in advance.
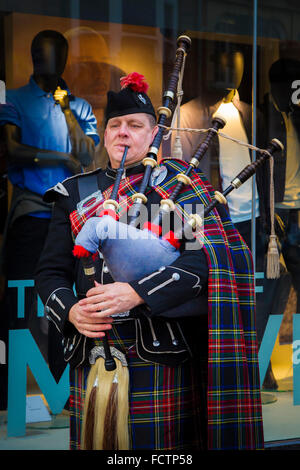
[69,320,208,450]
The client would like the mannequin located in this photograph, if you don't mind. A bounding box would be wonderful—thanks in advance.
[0,30,99,394]
[264,58,300,314]
[3,30,96,172]
[175,47,282,389]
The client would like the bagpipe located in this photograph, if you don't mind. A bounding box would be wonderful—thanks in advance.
[72,34,283,450]
[74,132,283,288]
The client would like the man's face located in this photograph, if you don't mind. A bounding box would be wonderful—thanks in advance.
[104,113,158,168]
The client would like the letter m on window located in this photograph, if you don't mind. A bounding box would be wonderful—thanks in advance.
[7,329,69,436]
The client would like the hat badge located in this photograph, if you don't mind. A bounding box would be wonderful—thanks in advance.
[137,93,146,104]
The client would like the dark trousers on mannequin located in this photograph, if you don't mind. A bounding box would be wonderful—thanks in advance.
[276,208,300,313]
[0,215,67,409]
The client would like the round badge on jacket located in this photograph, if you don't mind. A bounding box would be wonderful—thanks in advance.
[150,165,168,187]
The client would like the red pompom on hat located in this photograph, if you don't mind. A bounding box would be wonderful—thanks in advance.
[120,72,149,93]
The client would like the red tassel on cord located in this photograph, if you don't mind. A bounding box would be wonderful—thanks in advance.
[73,245,91,258]
[162,231,181,250]
[98,209,119,221]
[143,222,162,237]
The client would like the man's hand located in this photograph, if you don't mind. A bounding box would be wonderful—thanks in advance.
[69,281,144,338]
[54,86,70,111]
[81,281,144,316]
[53,89,95,168]
[68,300,113,338]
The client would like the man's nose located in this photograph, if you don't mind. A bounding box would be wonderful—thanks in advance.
[118,123,129,136]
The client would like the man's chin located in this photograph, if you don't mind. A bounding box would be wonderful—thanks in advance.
[110,153,142,169]
[115,145,129,154]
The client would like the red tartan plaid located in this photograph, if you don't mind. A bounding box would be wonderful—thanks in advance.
[70,173,145,237]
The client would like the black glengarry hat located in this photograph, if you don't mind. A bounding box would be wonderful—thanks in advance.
[105,72,156,122]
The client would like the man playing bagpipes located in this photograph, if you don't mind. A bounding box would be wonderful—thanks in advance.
[35,68,264,450]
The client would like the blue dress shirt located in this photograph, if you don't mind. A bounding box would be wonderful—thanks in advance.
[0,76,99,217]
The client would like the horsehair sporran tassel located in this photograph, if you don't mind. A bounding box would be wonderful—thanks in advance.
[92,357,129,450]
[81,365,99,450]
[81,355,129,450]
[103,376,118,449]
[266,155,280,279]
[79,277,129,450]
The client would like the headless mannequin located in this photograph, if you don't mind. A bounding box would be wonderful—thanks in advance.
[3,30,95,172]
[270,59,300,214]
[177,50,282,389]
[0,31,98,391]
[269,59,300,114]
[267,59,300,314]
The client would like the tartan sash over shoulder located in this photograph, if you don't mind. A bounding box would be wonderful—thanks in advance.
[70,172,146,237]
[69,158,264,450]
[160,159,264,450]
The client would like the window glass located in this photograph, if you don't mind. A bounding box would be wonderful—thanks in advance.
[0,0,299,451]
[257,0,300,445]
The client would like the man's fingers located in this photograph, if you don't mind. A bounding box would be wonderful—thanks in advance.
[79,293,106,305]
[77,315,112,324]
[78,321,112,331]
[80,323,112,338]
[86,284,106,298]
[81,301,112,313]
